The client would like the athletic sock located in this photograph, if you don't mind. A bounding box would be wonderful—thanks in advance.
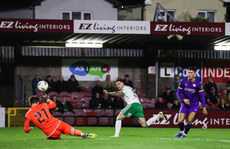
[178,122,184,132]
[184,124,192,134]
[115,119,122,136]
[146,116,158,127]
[74,130,84,136]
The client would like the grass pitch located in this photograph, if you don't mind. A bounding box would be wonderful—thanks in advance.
[0,127,229,149]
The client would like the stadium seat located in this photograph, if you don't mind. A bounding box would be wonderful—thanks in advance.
[83,92,92,97]
[140,98,151,104]
[48,91,59,97]
[109,117,114,125]
[86,111,97,116]
[71,92,83,98]
[87,117,98,125]
[63,111,74,116]
[81,97,91,102]
[64,117,75,126]
[142,103,153,108]
[95,109,106,116]
[59,91,70,97]
[52,112,63,116]
[70,102,78,108]
[105,109,114,116]
[73,109,86,116]
[80,86,88,92]
[150,98,157,108]
[66,96,73,102]
[99,117,109,126]
[76,117,87,125]
[87,87,92,92]
[78,102,88,108]
[139,92,146,98]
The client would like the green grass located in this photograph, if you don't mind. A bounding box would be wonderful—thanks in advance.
[0,127,230,149]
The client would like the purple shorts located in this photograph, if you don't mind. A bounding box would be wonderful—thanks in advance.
[179,102,199,114]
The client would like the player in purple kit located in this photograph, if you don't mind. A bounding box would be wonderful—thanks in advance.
[175,66,208,138]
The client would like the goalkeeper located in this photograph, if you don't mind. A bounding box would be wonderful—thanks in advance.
[24,95,96,139]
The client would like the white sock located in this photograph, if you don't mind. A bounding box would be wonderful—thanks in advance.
[115,119,122,136]
[146,116,158,127]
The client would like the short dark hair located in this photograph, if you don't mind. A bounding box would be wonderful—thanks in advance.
[116,78,124,83]
[188,66,197,72]
[28,96,39,105]
[125,74,129,78]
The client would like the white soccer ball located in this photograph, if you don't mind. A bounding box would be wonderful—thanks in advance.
[37,81,49,92]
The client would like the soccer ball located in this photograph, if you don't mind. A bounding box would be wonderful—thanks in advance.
[37,81,49,92]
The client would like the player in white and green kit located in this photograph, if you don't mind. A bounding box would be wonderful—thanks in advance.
[103,78,167,137]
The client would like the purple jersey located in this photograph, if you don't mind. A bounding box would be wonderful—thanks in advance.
[177,78,206,107]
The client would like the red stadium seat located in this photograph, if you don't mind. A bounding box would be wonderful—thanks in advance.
[70,102,78,108]
[86,111,97,116]
[76,117,87,125]
[80,86,88,92]
[87,117,98,125]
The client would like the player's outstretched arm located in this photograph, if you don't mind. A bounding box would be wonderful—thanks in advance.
[47,99,56,109]
[103,90,123,97]
[24,118,33,133]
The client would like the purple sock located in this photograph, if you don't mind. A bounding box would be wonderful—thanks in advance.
[184,124,192,134]
[178,123,184,132]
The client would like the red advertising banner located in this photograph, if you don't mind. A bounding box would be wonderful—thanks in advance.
[0,18,73,33]
[202,60,230,83]
[151,22,225,35]
[144,109,230,128]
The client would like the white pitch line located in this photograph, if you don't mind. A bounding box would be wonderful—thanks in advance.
[154,137,230,143]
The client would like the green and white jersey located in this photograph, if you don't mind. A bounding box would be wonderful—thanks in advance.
[121,85,140,105]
